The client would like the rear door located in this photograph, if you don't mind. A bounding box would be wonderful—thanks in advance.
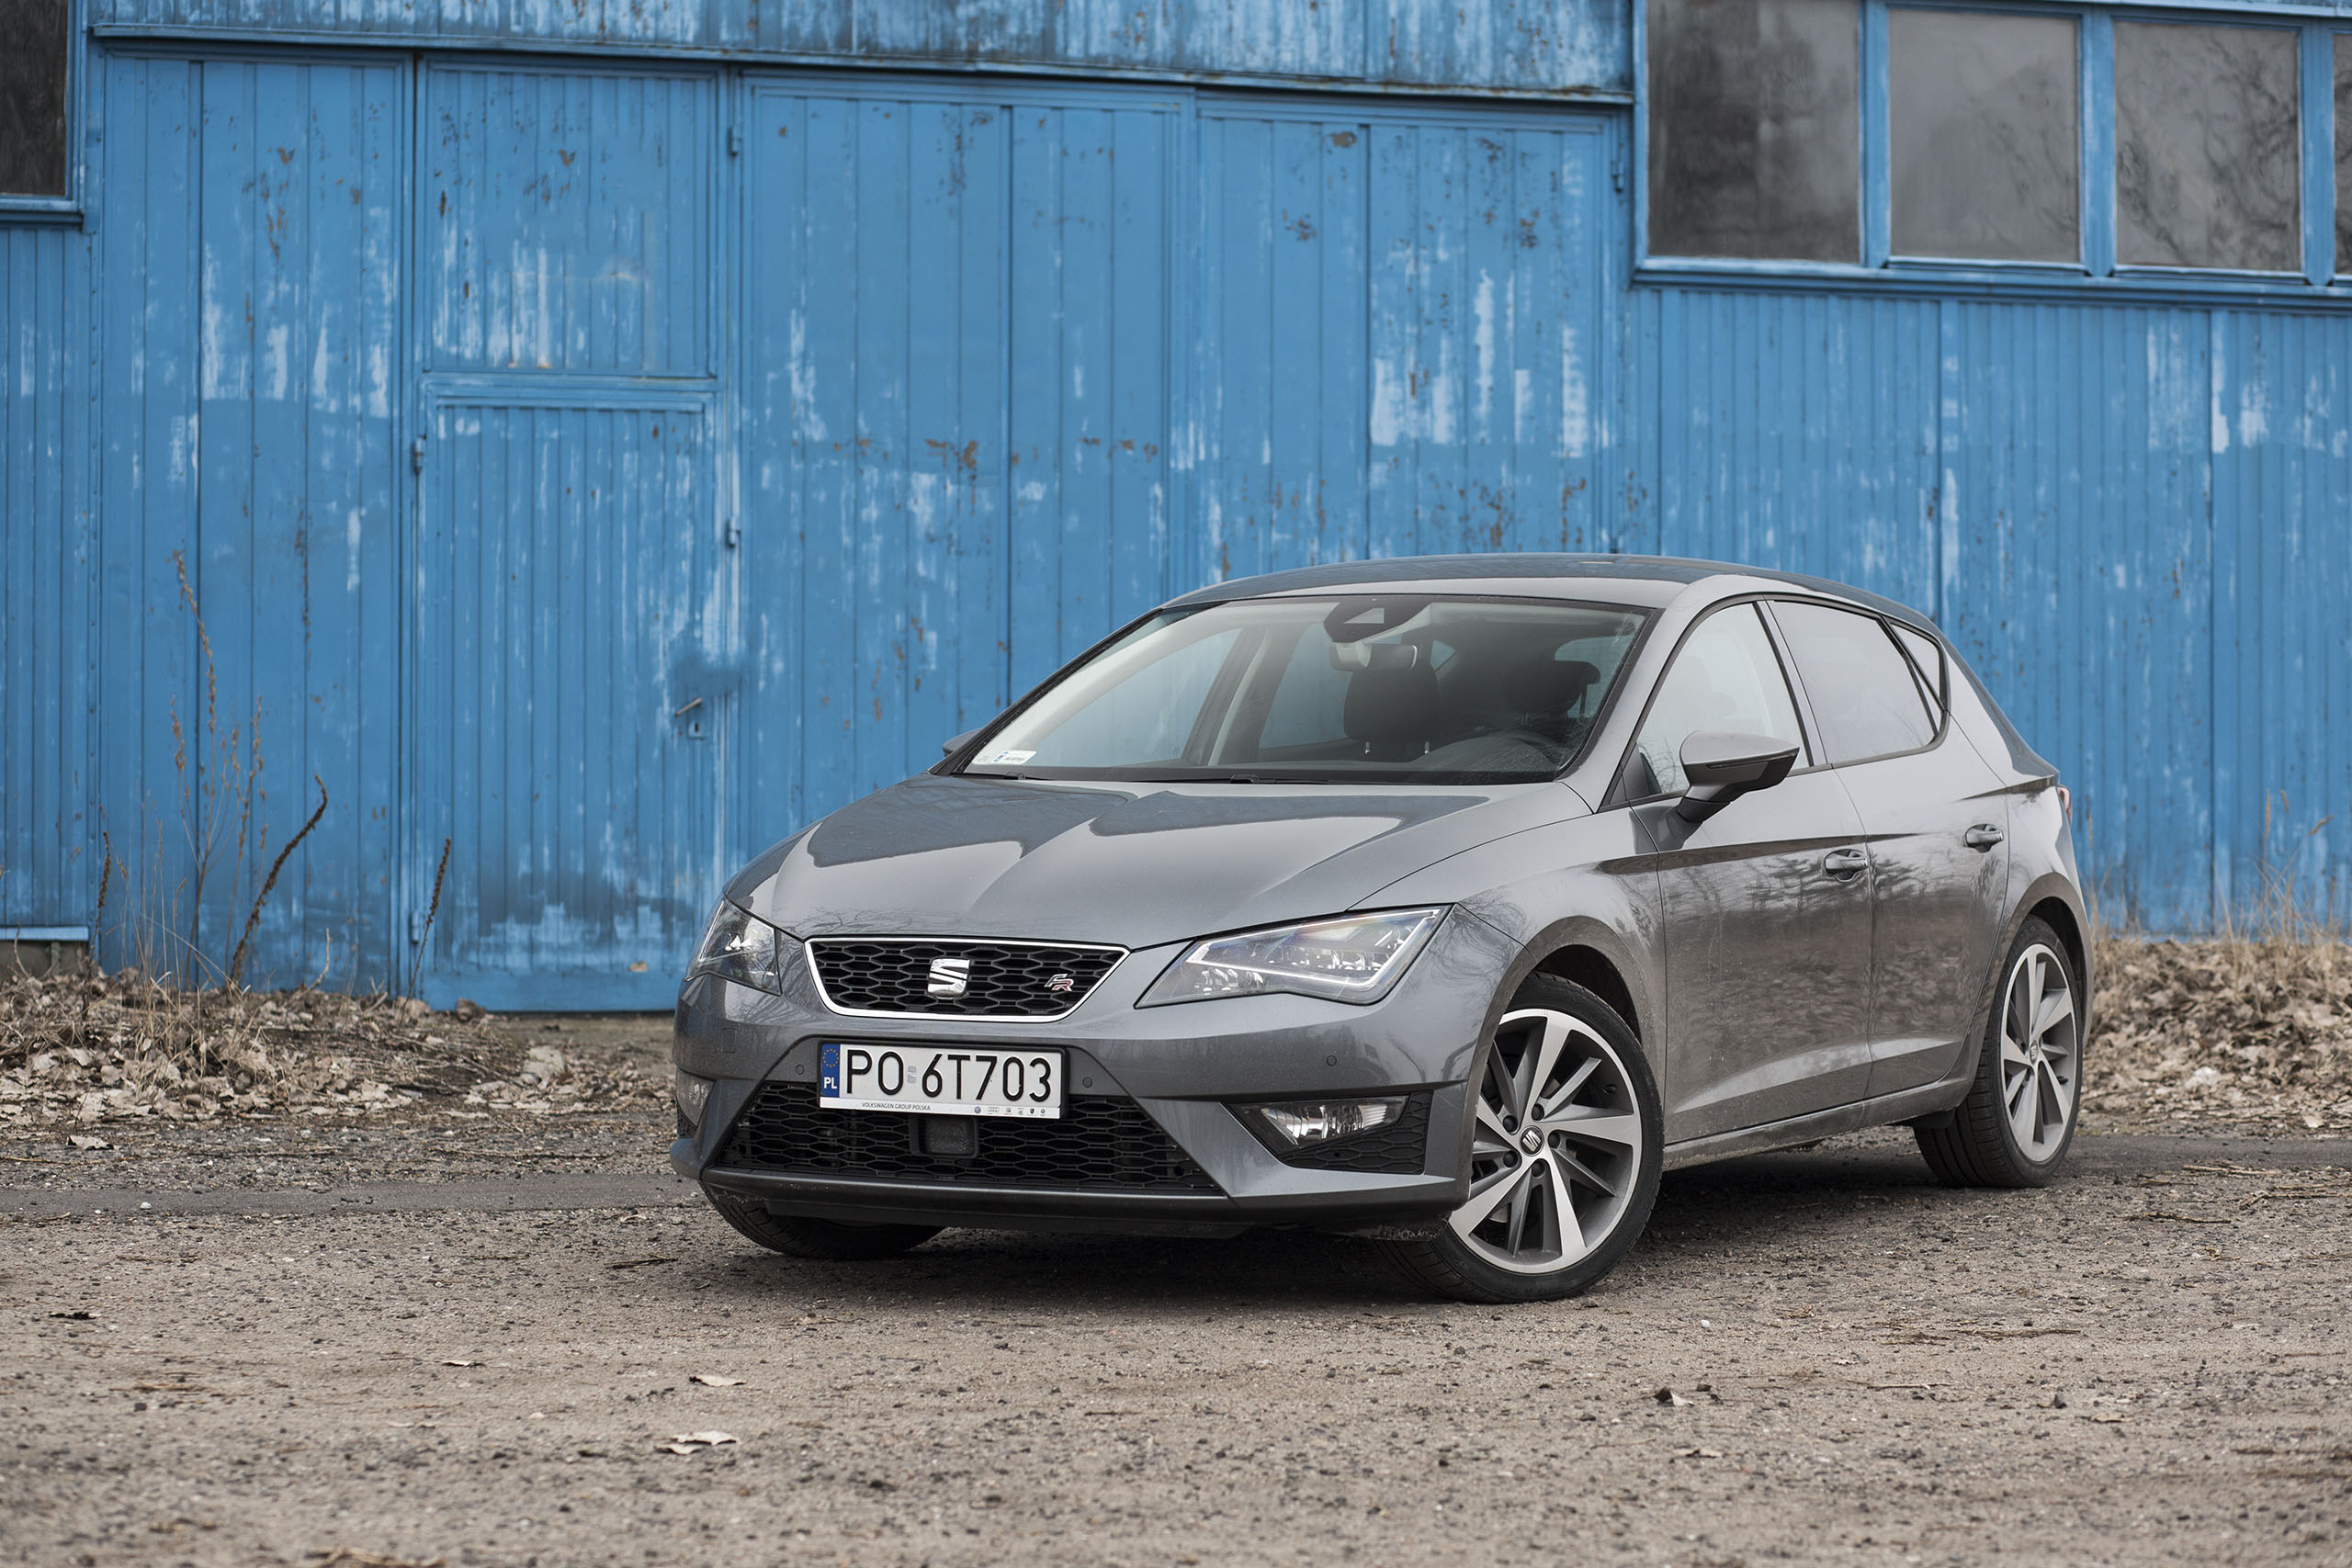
[1627,603,1876,1143]
[1768,601,2009,1100]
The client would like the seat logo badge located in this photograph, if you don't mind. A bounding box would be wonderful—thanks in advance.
[1520,1127,1544,1155]
[1044,972,1075,994]
[926,957,971,998]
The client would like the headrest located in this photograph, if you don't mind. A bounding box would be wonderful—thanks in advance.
[1343,663,1440,745]
[1503,656,1600,715]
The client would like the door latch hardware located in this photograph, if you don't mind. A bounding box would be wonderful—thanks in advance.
[1964,823,2005,850]
[1822,848,1870,878]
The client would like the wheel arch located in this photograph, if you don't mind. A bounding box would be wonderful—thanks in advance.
[1529,942,1642,1041]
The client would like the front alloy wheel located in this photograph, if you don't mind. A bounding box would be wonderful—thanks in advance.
[1385,976,1662,1303]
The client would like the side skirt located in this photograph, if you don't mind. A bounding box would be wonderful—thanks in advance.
[1659,1076,1973,1173]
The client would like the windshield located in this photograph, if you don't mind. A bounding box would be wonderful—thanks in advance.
[960,595,1650,784]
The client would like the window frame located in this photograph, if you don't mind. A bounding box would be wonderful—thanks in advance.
[1606,595,1824,809]
[0,0,83,220]
[1762,597,1952,770]
[1634,0,2348,299]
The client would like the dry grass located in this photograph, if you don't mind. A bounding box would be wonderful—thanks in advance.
[2088,933,2352,1134]
[7,937,2352,1138]
[0,970,662,1130]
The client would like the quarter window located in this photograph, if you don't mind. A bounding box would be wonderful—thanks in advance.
[1645,0,1860,263]
[1632,605,1809,798]
[1889,623,1947,723]
[1889,8,2078,263]
[2115,21,2300,272]
[0,0,70,198]
[1772,603,1937,764]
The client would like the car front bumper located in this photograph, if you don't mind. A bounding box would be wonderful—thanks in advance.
[670,909,1519,1235]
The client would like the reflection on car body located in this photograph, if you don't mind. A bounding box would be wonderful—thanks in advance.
[672,555,2089,1301]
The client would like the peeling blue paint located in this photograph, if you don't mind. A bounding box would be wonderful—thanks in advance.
[2,5,2348,1008]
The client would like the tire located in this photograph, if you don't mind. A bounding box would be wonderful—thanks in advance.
[1384,976,1664,1303]
[703,1187,942,1260]
[1915,917,2085,1189]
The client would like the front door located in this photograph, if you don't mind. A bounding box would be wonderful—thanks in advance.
[1627,604,1876,1144]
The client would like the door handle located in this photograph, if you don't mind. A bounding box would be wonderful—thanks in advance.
[1821,848,1869,878]
[1963,823,2005,851]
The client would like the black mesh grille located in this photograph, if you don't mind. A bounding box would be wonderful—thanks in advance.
[1277,1093,1431,1174]
[808,940,1122,1018]
[718,1080,1219,1192]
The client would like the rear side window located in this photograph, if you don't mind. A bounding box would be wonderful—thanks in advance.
[1772,602,1938,763]
[1631,604,1810,796]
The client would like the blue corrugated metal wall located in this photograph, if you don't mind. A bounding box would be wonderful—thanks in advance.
[3,1,2348,1004]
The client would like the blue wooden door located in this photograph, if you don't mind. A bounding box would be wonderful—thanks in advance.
[1196,100,1620,579]
[734,79,1182,860]
[409,63,729,1008]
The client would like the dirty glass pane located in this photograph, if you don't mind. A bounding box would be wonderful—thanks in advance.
[1647,0,1860,262]
[2116,21,2299,272]
[0,0,71,197]
[2336,35,2352,275]
[1890,8,2077,262]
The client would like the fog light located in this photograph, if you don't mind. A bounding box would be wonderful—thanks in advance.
[1249,1097,1405,1147]
[674,1070,713,1130]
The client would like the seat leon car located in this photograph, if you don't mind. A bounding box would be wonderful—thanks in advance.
[672,555,2088,1302]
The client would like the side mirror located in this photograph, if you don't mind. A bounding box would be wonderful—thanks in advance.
[941,728,980,758]
[1674,730,1799,822]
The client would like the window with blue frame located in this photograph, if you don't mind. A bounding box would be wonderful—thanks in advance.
[1,0,71,201]
[1645,0,2346,285]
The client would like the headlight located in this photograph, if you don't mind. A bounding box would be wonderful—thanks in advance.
[1138,908,1444,1007]
[687,900,790,994]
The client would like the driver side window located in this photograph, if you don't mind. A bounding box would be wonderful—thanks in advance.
[1632,604,1810,796]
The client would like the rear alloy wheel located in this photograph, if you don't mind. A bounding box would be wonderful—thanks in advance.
[1916,918,2084,1187]
[1385,976,1662,1303]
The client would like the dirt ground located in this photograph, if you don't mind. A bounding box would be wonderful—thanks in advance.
[3,1035,2349,1567]
[4,951,2351,1568]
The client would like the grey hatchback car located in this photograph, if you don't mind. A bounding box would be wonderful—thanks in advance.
[671,555,2089,1302]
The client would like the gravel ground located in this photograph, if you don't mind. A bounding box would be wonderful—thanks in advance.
[3,1121,2348,1568]
[4,984,2351,1568]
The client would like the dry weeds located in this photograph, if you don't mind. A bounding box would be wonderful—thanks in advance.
[0,971,662,1130]
[7,938,2351,1137]
[2088,934,2352,1134]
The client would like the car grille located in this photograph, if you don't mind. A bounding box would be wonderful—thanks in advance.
[807,938,1124,1019]
[718,1080,1220,1192]
[1277,1093,1431,1175]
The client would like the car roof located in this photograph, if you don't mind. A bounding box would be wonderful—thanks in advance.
[1161,552,1936,632]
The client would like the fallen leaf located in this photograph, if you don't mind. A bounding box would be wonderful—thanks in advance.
[1671,1446,1724,1459]
[1653,1387,1689,1407]
[440,1359,475,1368]
[606,1256,678,1271]
[67,1134,110,1150]
[690,1374,744,1387]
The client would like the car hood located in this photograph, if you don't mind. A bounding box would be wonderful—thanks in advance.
[729,773,1588,949]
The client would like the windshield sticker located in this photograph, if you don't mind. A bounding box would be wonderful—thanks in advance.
[983,749,1037,765]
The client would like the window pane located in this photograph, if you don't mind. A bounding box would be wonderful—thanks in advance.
[0,0,71,197]
[1890,9,2077,262]
[1633,606,1809,798]
[2116,22,2299,272]
[2336,35,2352,276]
[1774,603,1937,764]
[1647,0,1860,262]
[1889,623,1946,722]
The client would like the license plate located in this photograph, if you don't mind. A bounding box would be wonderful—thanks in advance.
[819,1043,1064,1120]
